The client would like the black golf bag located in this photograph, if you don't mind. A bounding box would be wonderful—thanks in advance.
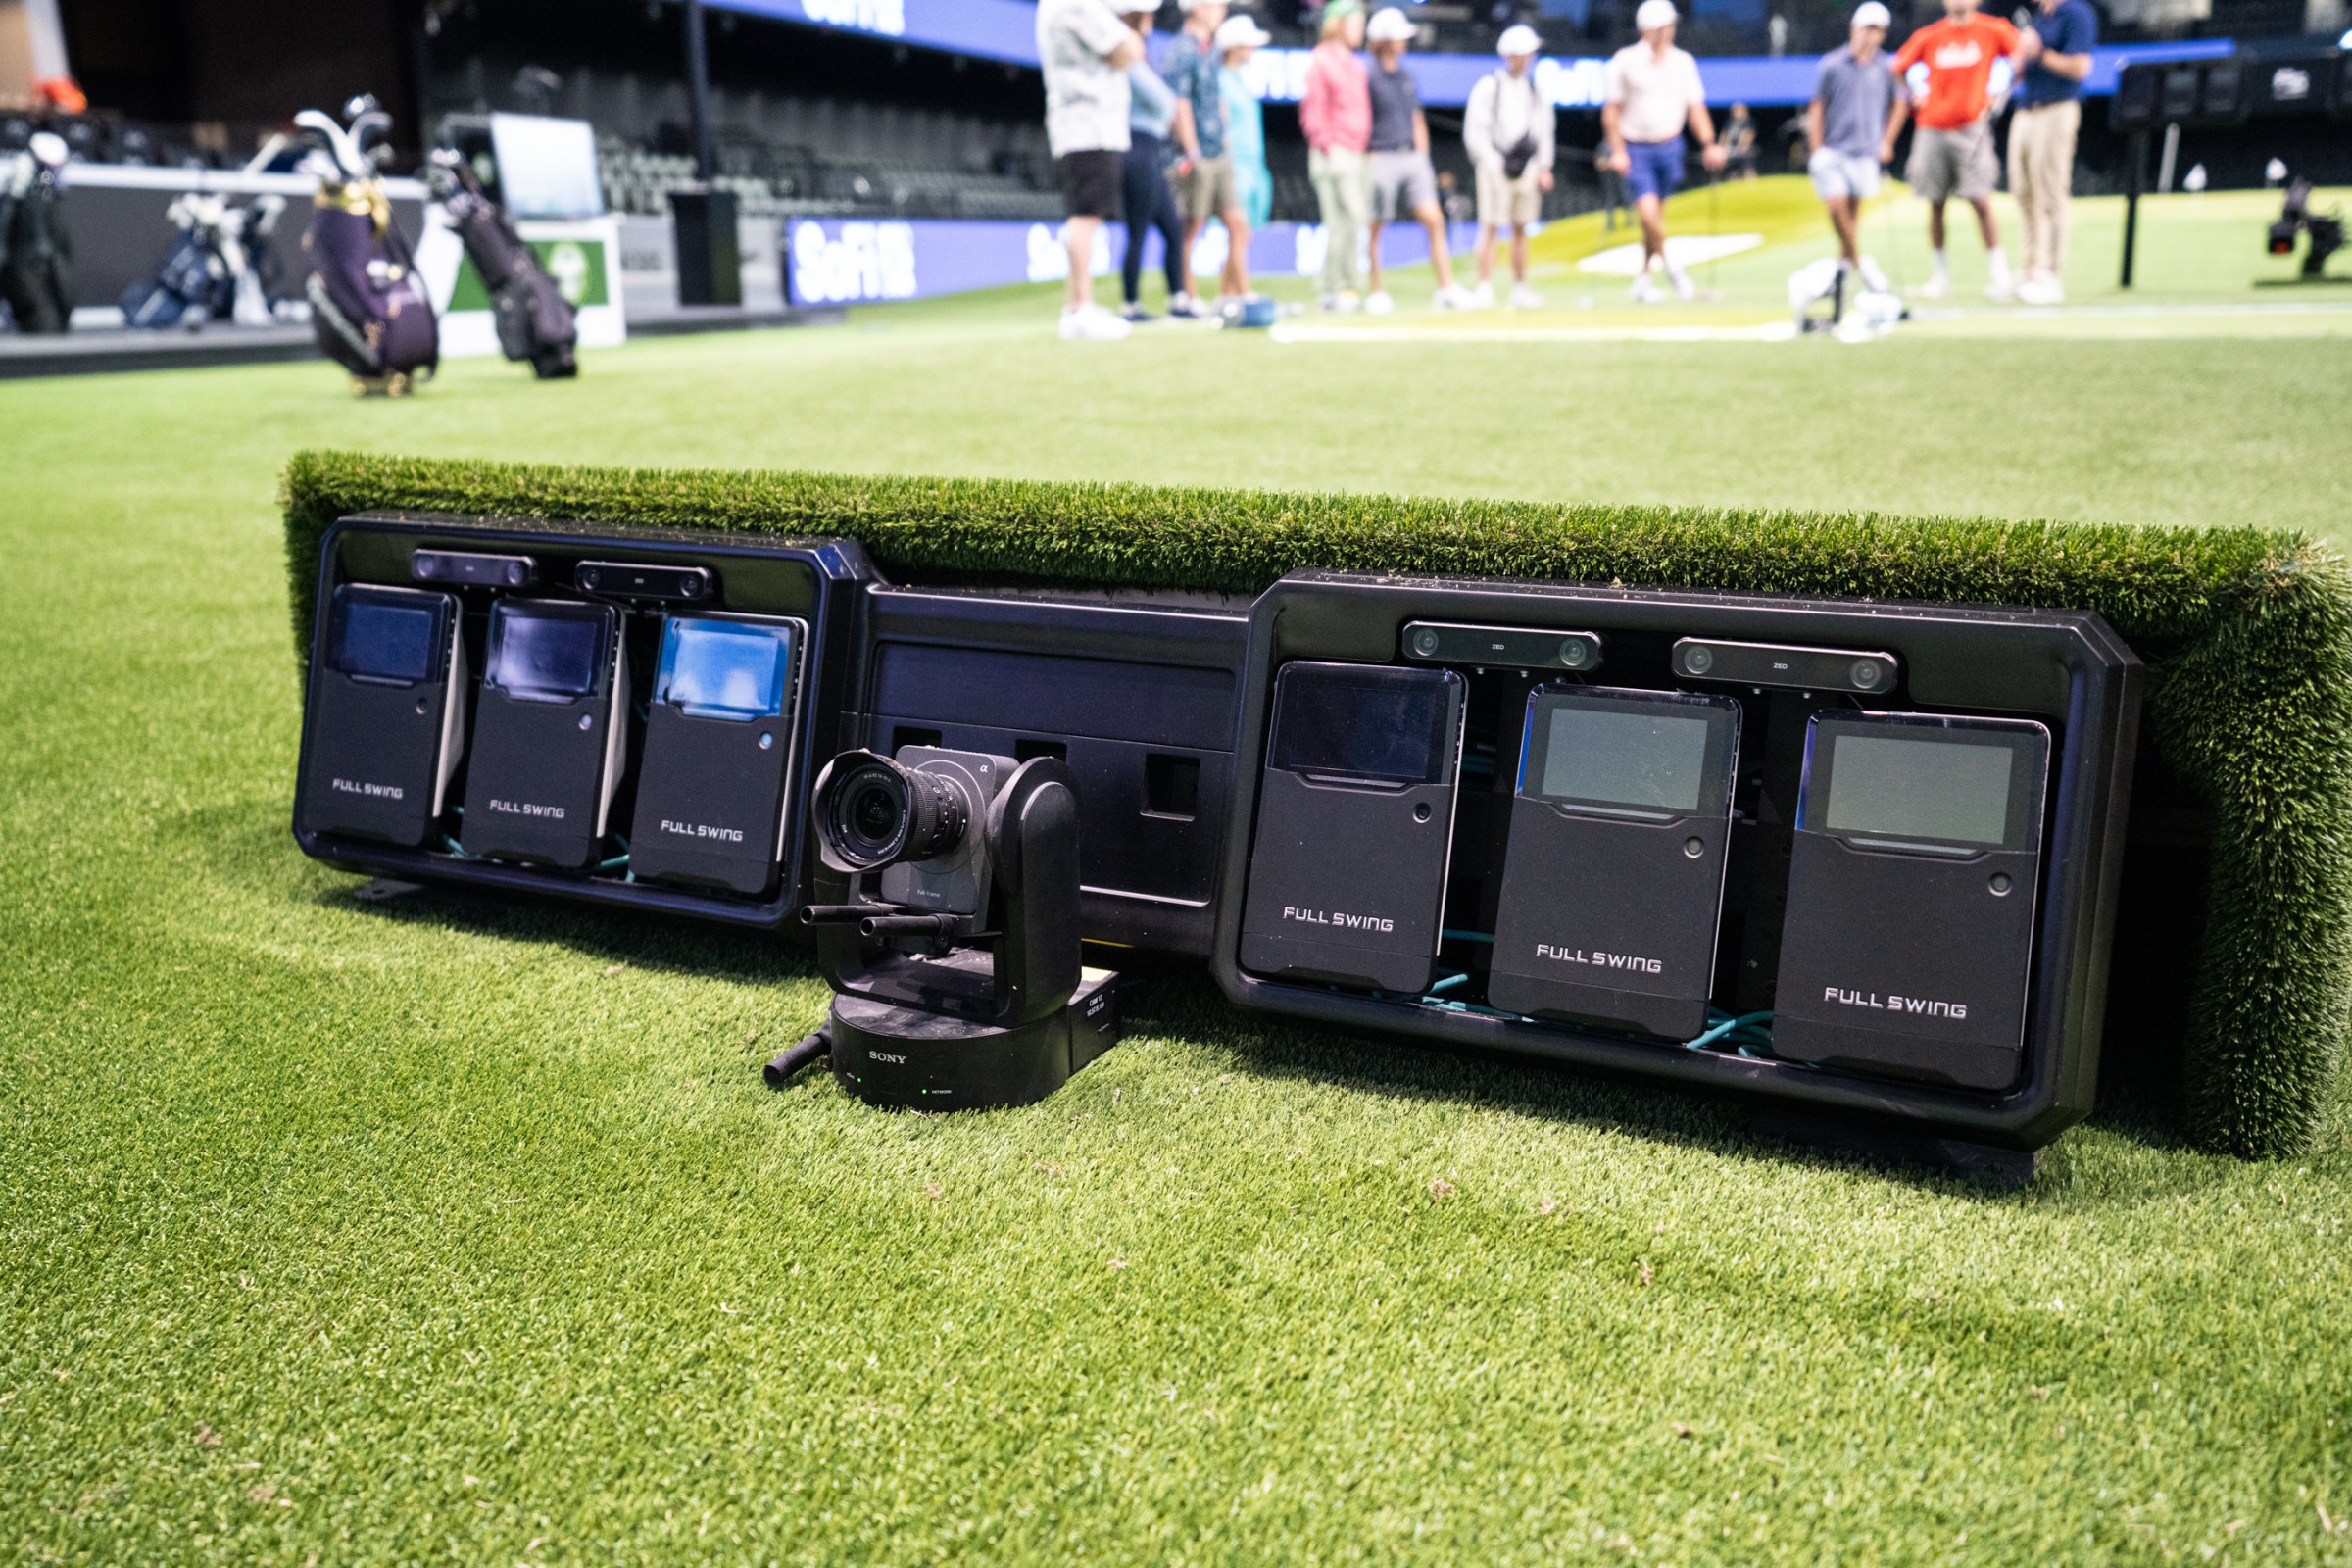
[297,107,438,393]
[0,138,73,334]
[430,149,577,379]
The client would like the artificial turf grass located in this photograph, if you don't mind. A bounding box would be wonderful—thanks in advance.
[9,327,2352,1568]
[280,450,2352,1158]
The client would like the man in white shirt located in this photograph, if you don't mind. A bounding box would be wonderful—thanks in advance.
[1462,24,1554,310]
[1600,0,1727,303]
[1037,0,1145,340]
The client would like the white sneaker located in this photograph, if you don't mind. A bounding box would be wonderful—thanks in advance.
[1984,274,2016,302]
[1469,280,1496,310]
[2014,273,2064,306]
[1630,273,1665,305]
[1364,289,1395,316]
[1508,283,1544,310]
[1663,261,1695,301]
[1058,304,1132,342]
[1435,284,1476,311]
[1914,273,1949,300]
[1333,289,1361,314]
[1167,292,1203,319]
[1858,255,1891,293]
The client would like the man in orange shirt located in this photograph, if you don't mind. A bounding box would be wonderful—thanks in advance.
[1890,0,2022,299]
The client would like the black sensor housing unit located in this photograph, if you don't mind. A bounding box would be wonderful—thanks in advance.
[412,548,536,589]
[297,583,467,848]
[1212,571,2140,1153]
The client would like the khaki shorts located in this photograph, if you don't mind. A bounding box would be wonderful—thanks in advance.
[1906,122,1998,204]
[1175,154,1240,224]
[1476,162,1543,229]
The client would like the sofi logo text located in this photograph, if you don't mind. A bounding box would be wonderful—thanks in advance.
[791,221,918,303]
[800,0,906,36]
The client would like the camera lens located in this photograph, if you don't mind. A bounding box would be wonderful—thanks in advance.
[1850,659,1884,691]
[821,755,971,871]
[1682,644,1715,676]
[1559,637,1594,670]
[1407,627,1441,658]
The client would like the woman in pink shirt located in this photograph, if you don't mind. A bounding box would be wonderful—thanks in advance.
[1300,0,1371,309]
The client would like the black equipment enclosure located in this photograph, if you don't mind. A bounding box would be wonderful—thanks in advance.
[461,597,627,869]
[297,583,467,848]
[1239,662,1468,995]
[1773,712,2051,1090]
[804,747,1121,1110]
[1488,685,1741,1040]
[293,513,872,925]
[1212,572,2140,1152]
[850,583,1250,956]
[628,613,808,896]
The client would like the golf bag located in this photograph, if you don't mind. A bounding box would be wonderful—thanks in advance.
[297,107,437,392]
[0,133,73,334]
[119,187,286,329]
[429,149,577,379]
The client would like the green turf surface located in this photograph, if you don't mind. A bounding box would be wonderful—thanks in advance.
[7,259,2352,1562]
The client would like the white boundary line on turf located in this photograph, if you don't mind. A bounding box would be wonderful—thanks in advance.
[1909,301,2352,320]
[1270,321,1800,344]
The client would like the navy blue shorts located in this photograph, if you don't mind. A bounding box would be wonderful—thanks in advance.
[1624,139,1686,203]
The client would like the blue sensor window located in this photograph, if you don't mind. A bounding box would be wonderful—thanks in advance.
[487,603,607,702]
[658,617,794,721]
[332,591,440,684]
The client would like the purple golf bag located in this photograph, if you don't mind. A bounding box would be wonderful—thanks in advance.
[297,107,437,392]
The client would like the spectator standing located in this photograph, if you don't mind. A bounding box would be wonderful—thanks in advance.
[1037,0,1145,339]
[1162,0,1255,306]
[1218,15,1275,231]
[1890,0,2021,299]
[1300,0,1372,311]
[1463,24,1555,309]
[1805,2,1899,289]
[1722,102,1758,177]
[1363,7,1474,313]
[1601,0,1727,304]
[1115,0,1188,322]
[2010,0,2095,304]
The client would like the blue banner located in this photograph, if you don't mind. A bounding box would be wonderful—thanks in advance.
[786,216,1480,305]
[716,0,2237,107]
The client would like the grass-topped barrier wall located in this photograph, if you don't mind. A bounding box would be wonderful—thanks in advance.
[281,448,2352,1159]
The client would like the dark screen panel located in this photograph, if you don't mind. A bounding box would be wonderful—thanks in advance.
[1270,664,1453,785]
[332,594,438,684]
[489,605,606,701]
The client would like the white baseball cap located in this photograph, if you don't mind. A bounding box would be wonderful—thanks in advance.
[1635,0,1678,29]
[1851,0,1891,24]
[1367,7,1416,42]
[1177,0,1226,11]
[1496,22,1541,54]
[1216,13,1272,46]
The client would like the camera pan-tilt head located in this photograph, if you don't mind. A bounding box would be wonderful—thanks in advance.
[777,746,1120,1110]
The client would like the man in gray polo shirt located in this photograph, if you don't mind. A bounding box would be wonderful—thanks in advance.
[1805,2,1900,290]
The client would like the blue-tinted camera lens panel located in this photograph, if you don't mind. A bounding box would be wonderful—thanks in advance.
[657,617,794,721]
[486,603,606,702]
[330,589,441,684]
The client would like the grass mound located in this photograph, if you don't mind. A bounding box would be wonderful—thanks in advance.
[284,449,2352,1157]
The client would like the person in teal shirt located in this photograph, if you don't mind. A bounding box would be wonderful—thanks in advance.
[1217,15,1274,231]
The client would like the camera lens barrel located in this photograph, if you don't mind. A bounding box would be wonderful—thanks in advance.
[822,755,971,870]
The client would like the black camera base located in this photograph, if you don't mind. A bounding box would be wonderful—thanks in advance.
[826,967,1120,1111]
